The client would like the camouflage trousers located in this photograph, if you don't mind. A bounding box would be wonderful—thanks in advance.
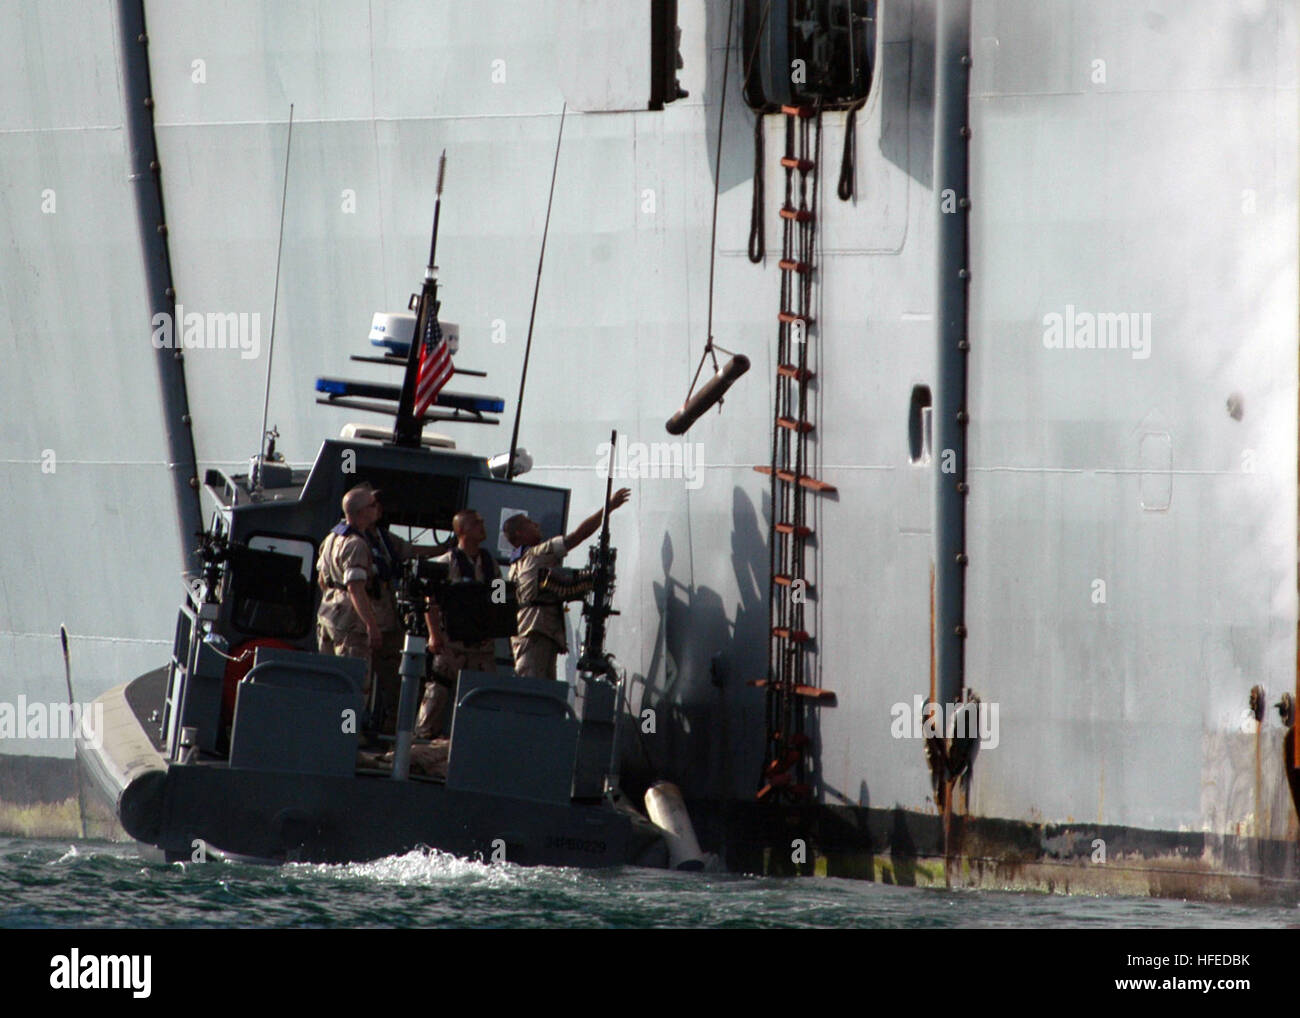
[317,623,403,734]
[510,633,562,681]
[415,641,495,739]
[317,623,369,689]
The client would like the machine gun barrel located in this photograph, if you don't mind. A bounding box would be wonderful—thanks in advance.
[578,429,619,673]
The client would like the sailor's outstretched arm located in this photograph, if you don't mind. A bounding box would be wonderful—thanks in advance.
[563,487,630,551]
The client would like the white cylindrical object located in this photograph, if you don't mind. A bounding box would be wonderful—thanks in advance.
[644,780,705,871]
[369,311,416,348]
[391,635,427,781]
[488,448,533,478]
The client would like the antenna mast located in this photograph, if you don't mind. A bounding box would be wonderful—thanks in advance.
[507,104,567,481]
[392,150,448,447]
[253,103,294,490]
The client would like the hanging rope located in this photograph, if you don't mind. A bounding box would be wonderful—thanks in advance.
[682,0,737,406]
[837,98,864,201]
[743,0,772,264]
[748,116,765,263]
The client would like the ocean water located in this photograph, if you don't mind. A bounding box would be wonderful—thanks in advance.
[0,837,1294,929]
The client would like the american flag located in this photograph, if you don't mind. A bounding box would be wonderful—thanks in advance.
[413,308,454,418]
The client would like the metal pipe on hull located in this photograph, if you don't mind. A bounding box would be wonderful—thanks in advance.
[932,0,972,708]
[116,0,202,557]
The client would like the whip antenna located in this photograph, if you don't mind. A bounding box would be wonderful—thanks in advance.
[254,103,294,489]
[431,149,446,266]
[507,103,567,482]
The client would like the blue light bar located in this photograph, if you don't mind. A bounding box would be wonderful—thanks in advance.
[316,376,504,414]
[455,394,506,413]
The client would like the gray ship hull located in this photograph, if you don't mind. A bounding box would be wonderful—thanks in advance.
[3,0,1298,900]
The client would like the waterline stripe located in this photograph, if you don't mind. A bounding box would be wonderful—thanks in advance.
[0,632,168,645]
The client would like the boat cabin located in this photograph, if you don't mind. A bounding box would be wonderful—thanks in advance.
[157,435,605,799]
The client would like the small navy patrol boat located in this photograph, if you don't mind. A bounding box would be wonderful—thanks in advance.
[76,438,671,867]
[75,157,680,870]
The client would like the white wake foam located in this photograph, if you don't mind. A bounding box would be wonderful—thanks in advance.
[287,845,580,890]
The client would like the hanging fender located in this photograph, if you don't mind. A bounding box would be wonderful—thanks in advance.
[666,354,751,435]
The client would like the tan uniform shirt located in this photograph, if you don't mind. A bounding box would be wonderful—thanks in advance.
[509,535,569,650]
[317,528,374,636]
[316,526,407,635]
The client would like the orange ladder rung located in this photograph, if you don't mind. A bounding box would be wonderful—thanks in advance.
[774,521,813,537]
[778,258,811,274]
[777,311,812,325]
[754,465,837,494]
[772,574,814,595]
[748,678,837,703]
[757,781,812,801]
[780,104,817,118]
[777,416,814,433]
[779,157,816,172]
[776,363,815,382]
[771,626,810,642]
[779,206,814,222]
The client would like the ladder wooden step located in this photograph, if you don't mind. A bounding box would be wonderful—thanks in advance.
[757,780,812,801]
[779,206,814,222]
[769,572,811,598]
[780,104,817,118]
[777,416,814,433]
[749,678,837,703]
[771,626,810,642]
[769,572,811,590]
[778,258,811,275]
[754,465,838,494]
[777,311,812,326]
[779,157,816,172]
[776,363,815,382]
[799,474,836,493]
[774,521,813,537]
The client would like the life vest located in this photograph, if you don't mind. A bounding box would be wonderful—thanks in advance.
[450,546,497,583]
[370,526,401,584]
[324,521,392,595]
